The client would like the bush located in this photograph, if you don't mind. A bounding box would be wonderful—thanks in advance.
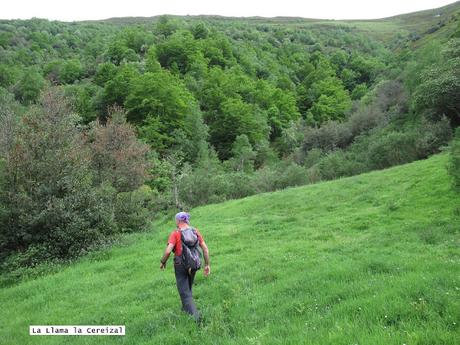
[414,116,452,158]
[307,165,322,184]
[252,166,278,193]
[0,89,117,261]
[0,90,152,268]
[177,159,229,207]
[273,162,309,189]
[225,172,256,199]
[366,130,419,170]
[303,148,323,168]
[317,150,362,180]
[448,127,460,192]
[115,185,155,233]
[364,117,452,171]
[346,103,388,137]
[302,120,353,152]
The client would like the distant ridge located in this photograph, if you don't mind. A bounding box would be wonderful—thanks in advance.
[85,1,460,23]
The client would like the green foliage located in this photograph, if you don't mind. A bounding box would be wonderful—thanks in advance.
[448,127,460,191]
[357,118,451,171]
[125,70,196,151]
[102,63,140,111]
[104,39,139,65]
[191,22,209,39]
[0,89,152,265]
[209,97,269,160]
[114,185,155,233]
[253,79,301,139]
[154,15,181,38]
[413,39,460,126]
[177,150,229,207]
[0,64,20,88]
[13,68,46,105]
[156,30,201,74]
[228,134,256,172]
[94,62,117,86]
[0,14,406,161]
[306,77,352,124]
[0,89,116,260]
[271,161,310,189]
[366,130,419,170]
[60,59,83,84]
[1,9,459,271]
[351,83,368,100]
[43,60,65,83]
[317,149,362,179]
[64,83,100,123]
[403,40,443,93]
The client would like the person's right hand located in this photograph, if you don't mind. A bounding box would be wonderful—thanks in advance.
[160,262,166,270]
[204,265,211,276]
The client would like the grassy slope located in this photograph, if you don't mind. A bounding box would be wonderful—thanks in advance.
[1,152,459,345]
[96,1,460,44]
[344,1,460,43]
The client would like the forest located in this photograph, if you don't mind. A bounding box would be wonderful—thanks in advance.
[0,3,459,275]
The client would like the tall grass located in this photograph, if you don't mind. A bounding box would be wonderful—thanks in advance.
[1,152,459,345]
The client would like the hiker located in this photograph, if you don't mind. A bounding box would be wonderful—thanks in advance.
[160,211,210,321]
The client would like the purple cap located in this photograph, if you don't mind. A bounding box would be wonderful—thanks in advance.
[175,211,190,224]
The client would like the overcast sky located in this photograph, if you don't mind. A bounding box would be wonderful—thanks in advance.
[1,0,457,21]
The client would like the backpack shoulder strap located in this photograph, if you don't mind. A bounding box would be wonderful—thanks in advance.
[191,227,199,247]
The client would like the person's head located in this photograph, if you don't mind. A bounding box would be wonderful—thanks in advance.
[175,211,190,226]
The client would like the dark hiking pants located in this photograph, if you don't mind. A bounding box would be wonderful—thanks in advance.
[173,256,200,321]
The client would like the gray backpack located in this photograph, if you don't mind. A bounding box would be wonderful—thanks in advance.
[180,227,202,272]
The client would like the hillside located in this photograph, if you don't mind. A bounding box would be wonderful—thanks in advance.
[340,0,460,45]
[95,1,460,45]
[1,152,458,345]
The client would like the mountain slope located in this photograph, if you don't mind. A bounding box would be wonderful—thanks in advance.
[1,152,459,345]
[95,1,460,45]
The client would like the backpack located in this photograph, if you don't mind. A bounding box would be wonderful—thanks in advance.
[180,227,202,272]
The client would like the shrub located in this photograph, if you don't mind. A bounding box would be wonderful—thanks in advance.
[177,158,229,207]
[346,103,388,137]
[0,90,153,267]
[303,148,323,168]
[251,166,278,193]
[366,130,419,170]
[414,116,452,158]
[225,171,256,199]
[317,149,361,180]
[115,185,156,233]
[413,39,460,126]
[302,120,353,152]
[273,162,309,189]
[0,89,117,261]
[448,127,460,192]
[372,79,408,113]
[307,165,322,184]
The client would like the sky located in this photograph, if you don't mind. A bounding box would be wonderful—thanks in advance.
[1,0,457,21]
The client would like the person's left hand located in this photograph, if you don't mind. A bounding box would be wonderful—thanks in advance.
[160,262,166,270]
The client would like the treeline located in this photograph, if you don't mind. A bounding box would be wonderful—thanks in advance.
[0,16,459,274]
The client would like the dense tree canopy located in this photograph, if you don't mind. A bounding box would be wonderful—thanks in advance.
[0,15,398,159]
[0,9,459,270]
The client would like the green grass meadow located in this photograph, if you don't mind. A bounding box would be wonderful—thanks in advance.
[1,152,459,344]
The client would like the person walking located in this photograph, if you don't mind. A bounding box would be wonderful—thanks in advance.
[160,212,210,321]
